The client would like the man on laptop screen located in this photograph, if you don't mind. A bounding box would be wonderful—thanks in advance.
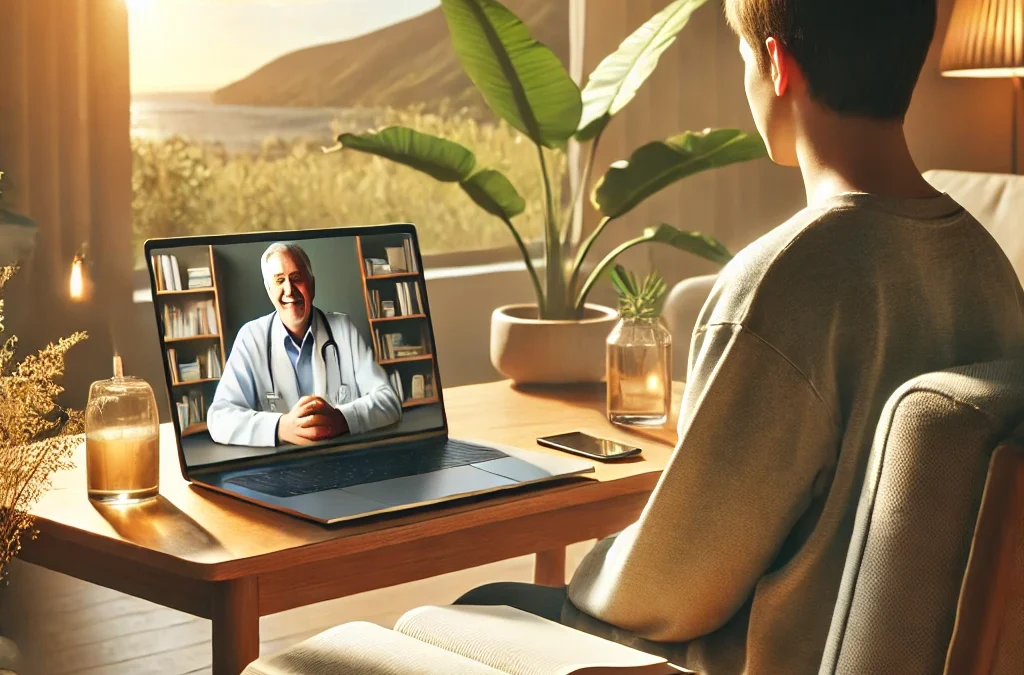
[151,231,447,470]
[207,242,402,447]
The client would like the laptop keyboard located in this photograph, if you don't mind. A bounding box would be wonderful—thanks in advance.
[224,439,508,498]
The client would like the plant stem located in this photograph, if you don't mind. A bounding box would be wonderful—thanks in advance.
[537,146,566,317]
[560,131,603,251]
[568,214,613,300]
[574,231,647,311]
[501,216,546,314]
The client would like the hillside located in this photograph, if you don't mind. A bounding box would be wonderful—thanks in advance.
[211,1,570,110]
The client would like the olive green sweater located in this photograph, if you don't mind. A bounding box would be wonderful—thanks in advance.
[565,192,1024,674]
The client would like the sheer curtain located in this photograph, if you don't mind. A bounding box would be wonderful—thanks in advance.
[0,0,133,404]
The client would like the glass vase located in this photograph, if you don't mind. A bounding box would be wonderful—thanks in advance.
[606,316,672,426]
[85,359,160,504]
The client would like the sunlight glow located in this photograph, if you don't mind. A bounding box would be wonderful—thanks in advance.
[125,0,155,13]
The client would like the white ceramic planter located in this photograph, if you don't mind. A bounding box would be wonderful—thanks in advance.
[490,303,618,384]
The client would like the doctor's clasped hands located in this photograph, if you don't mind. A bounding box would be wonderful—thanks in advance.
[278,395,351,445]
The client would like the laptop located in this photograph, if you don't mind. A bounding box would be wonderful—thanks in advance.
[145,224,593,524]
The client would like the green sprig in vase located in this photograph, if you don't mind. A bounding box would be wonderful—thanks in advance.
[606,265,672,426]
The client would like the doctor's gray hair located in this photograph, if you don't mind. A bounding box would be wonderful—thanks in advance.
[260,242,315,287]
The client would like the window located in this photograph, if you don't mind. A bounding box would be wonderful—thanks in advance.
[127,0,569,265]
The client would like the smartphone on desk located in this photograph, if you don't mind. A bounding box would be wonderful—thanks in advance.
[537,431,642,461]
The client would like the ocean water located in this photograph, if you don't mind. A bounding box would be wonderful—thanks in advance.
[130,94,381,151]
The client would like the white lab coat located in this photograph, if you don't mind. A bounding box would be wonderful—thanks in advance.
[207,310,402,447]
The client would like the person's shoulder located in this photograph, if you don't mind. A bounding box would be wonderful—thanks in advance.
[700,205,834,327]
[235,313,275,345]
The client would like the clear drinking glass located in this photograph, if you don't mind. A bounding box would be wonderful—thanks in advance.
[85,358,160,503]
[606,317,672,426]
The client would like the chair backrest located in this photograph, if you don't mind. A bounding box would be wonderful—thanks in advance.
[819,360,1024,675]
[923,170,1024,285]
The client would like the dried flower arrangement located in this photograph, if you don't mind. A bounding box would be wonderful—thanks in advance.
[0,265,87,584]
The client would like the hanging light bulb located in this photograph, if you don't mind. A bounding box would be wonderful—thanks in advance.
[70,242,91,302]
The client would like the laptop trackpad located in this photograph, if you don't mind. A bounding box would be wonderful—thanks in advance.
[343,465,516,506]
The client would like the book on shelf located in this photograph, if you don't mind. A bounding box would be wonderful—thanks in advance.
[365,235,419,277]
[186,266,212,289]
[392,280,422,316]
[178,359,202,382]
[385,247,407,273]
[204,345,223,378]
[404,235,418,273]
[167,348,180,383]
[375,331,427,361]
[166,346,221,383]
[162,300,219,339]
[242,604,683,675]
[152,254,184,291]
[364,257,391,277]
[176,390,206,430]
[411,374,425,400]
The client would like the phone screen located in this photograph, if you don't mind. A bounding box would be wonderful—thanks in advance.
[539,432,639,457]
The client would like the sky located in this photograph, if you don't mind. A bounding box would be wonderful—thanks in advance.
[127,0,440,94]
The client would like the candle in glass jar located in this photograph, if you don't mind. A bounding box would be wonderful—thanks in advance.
[86,356,160,503]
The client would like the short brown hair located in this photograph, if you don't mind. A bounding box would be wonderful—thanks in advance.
[724,0,937,119]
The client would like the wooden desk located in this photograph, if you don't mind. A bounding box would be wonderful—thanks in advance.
[22,381,681,675]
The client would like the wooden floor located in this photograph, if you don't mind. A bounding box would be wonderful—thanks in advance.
[2,542,595,675]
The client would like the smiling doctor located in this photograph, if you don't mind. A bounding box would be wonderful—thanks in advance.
[207,242,402,447]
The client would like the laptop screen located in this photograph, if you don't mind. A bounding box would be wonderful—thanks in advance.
[146,226,446,471]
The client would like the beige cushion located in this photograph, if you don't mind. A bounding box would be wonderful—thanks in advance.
[661,273,717,380]
[819,360,1024,675]
[923,170,1024,283]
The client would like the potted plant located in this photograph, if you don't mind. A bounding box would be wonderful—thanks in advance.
[328,0,765,383]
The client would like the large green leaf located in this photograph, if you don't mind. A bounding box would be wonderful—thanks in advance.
[460,169,526,220]
[440,0,581,149]
[592,129,767,218]
[640,223,733,265]
[337,127,476,182]
[576,224,733,309]
[577,0,709,141]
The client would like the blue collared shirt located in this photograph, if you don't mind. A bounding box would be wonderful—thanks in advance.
[283,324,315,398]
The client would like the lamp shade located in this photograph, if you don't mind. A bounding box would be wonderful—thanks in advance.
[940,0,1024,77]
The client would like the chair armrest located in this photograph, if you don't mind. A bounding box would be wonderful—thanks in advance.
[662,274,717,380]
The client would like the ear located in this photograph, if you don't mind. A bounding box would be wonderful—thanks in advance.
[765,37,789,97]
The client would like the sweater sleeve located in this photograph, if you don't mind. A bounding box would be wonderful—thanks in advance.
[566,323,839,642]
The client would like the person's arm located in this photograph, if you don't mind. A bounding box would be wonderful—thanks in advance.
[567,322,839,642]
[207,330,283,447]
[337,325,403,435]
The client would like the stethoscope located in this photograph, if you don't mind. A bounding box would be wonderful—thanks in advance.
[264,307,345,412]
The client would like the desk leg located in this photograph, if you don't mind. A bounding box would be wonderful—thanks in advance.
[211,577,259,675]
[534,548,566,587]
